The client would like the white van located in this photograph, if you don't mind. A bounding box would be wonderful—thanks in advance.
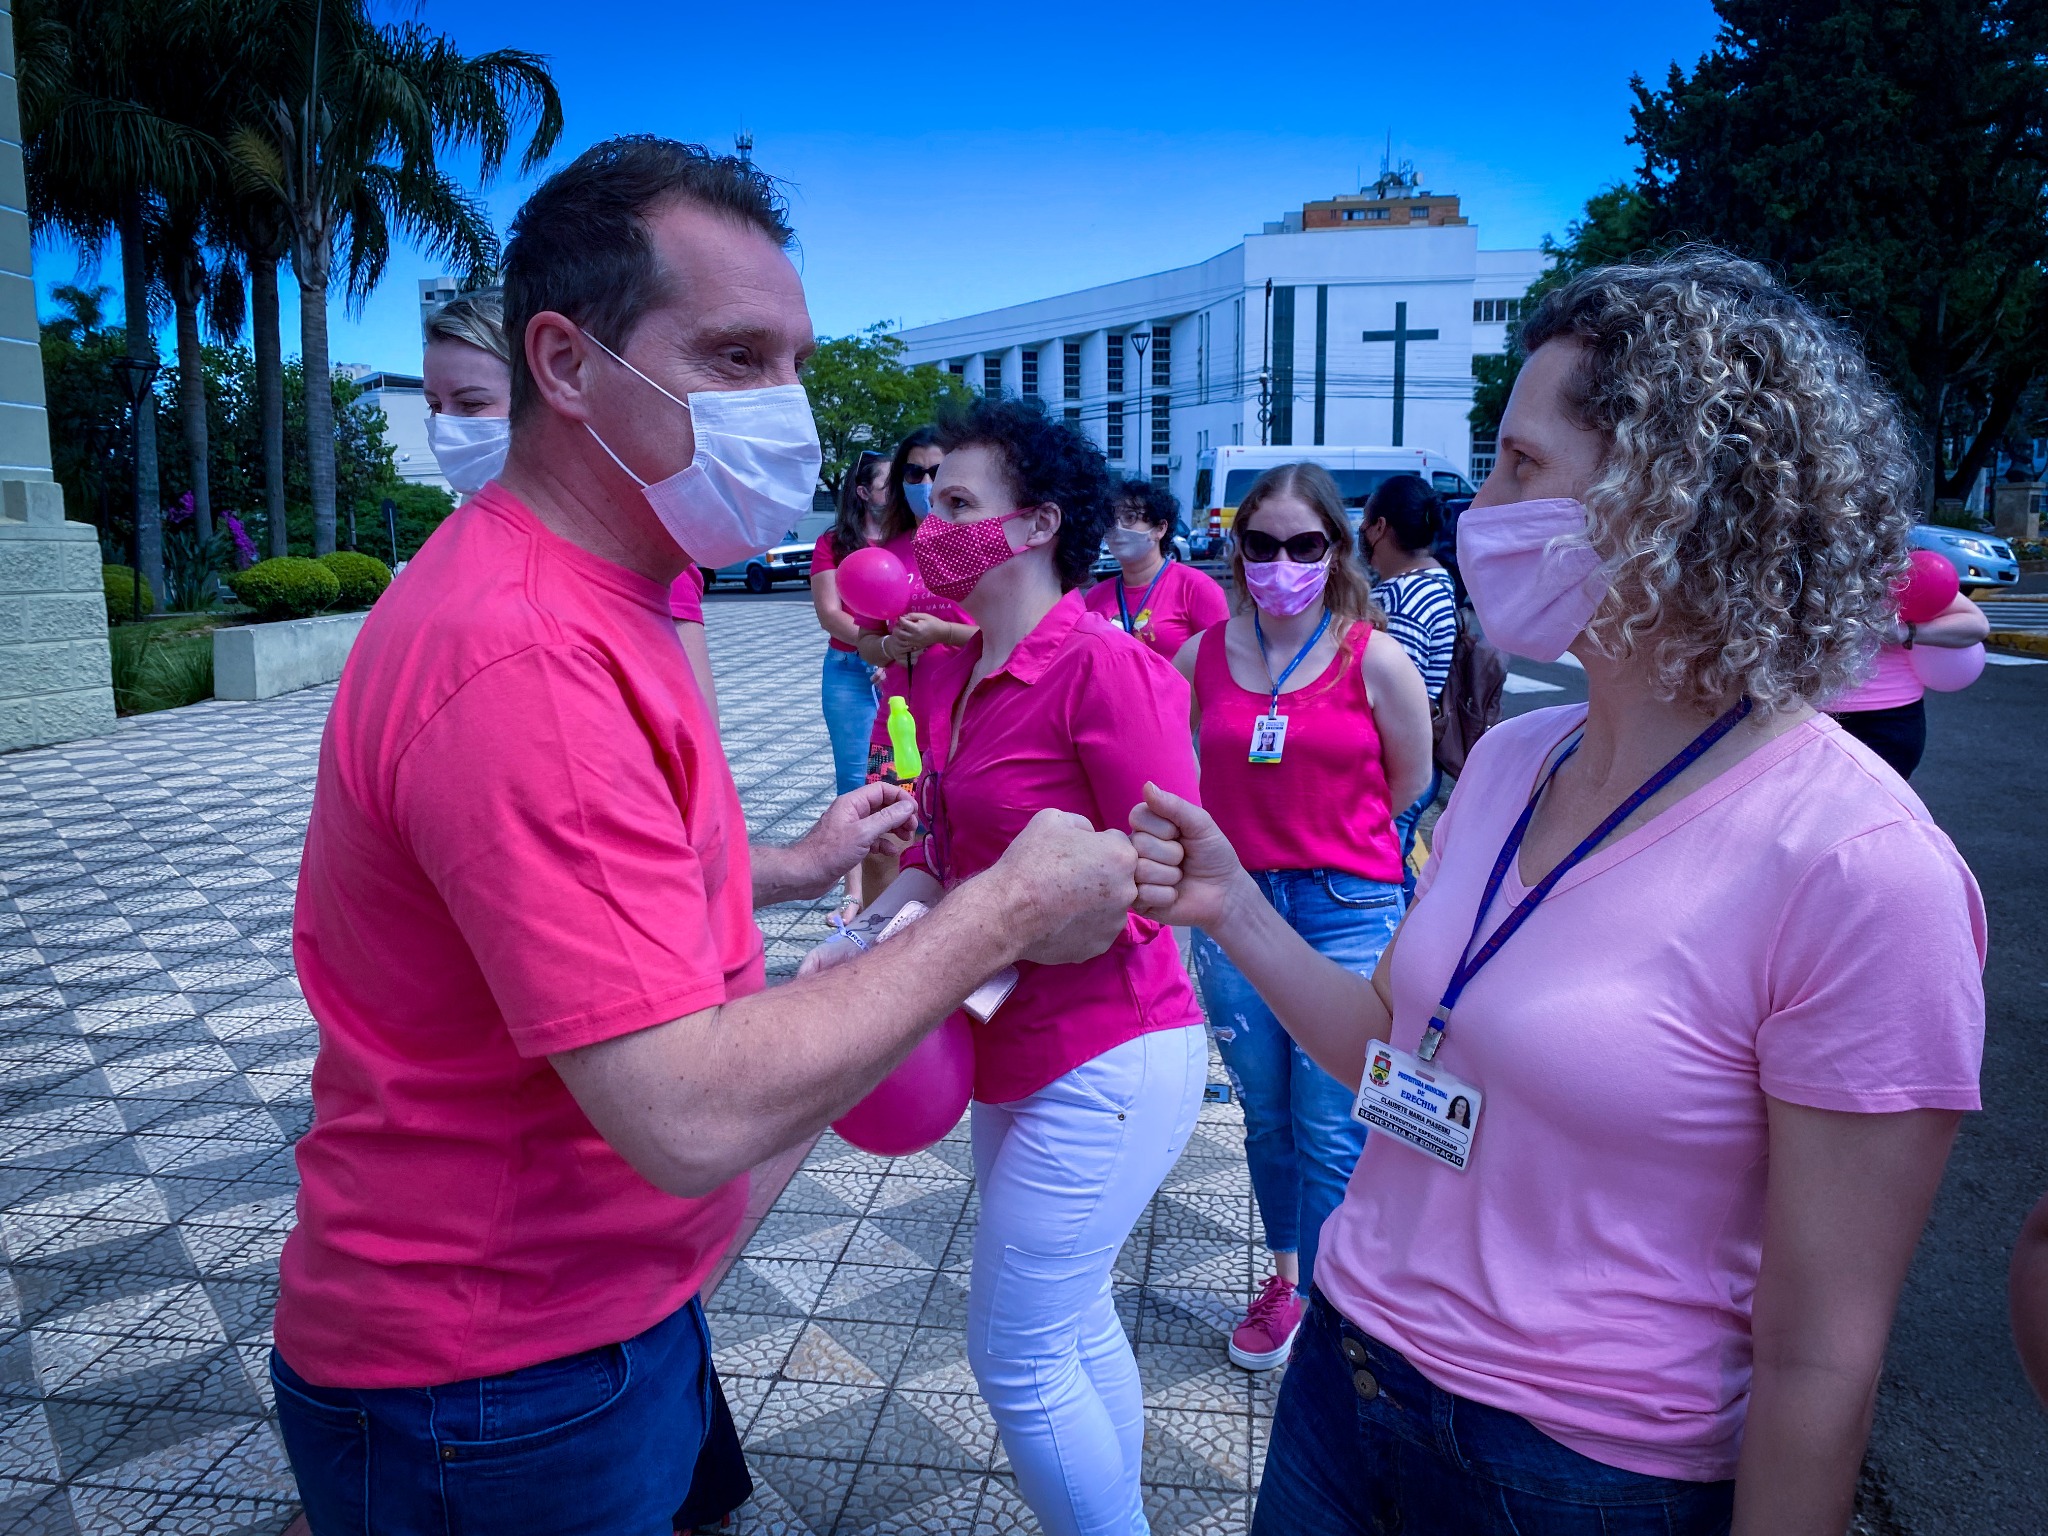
[1189,446,1477,549]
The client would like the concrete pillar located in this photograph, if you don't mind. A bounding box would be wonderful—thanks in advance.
[0,0,115,751]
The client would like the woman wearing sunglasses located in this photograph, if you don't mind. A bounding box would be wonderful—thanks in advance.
[1171,462,1433,1372]
[1082,478,1228,659]
[808,398,1206,1536]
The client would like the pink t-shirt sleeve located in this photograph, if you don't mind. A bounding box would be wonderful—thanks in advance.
[811,532,839,573]
[395,645,738,1057]
[1184,567,1230,633]
[668,566,704,623]
[1756,820,1986,1112]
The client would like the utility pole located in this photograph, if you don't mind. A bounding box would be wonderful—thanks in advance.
[1130,330,1150,478]
[1258,280,1273,447]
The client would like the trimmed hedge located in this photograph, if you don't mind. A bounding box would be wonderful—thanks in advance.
[103,564,155,622]
[226,557,340,621]
[317,551,393,608]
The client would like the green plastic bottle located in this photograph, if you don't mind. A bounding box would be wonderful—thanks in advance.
[886,695,922,784]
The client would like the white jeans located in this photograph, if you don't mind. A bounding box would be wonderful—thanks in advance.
[968,1024,1208,1536]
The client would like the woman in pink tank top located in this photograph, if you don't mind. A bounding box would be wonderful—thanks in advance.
[1170,463,1433,1372]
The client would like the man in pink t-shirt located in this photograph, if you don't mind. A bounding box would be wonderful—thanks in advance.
[272,138,1143,1536]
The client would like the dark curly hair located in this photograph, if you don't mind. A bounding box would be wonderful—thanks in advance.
[934,398,1113,591]
[1113,477,1181,557]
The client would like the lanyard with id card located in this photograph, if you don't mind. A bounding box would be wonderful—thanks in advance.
[1117,565,1169,640]
[1248,608,1331,765]
[1356,696,1754,1172]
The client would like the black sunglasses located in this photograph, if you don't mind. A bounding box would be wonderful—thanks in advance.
[1239,528,1332,563]
[900,461,941,483]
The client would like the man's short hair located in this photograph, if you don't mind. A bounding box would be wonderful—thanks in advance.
[502,136,793,420]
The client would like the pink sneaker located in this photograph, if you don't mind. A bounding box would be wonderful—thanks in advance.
[1229,1273,1304,1370]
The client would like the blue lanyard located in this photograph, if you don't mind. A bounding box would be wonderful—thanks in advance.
[1252,608,1334,715]
[1116,564,1170,634]
[1417,696,1753,1063]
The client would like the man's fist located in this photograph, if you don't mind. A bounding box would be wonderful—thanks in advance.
[986,808,1138,967]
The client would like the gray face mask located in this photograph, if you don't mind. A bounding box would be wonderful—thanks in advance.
[1106,525,1158,564]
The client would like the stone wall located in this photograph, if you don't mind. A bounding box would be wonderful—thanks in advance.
[0,0,116,752]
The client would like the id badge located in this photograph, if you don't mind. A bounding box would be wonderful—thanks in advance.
[1352,1040,1483,1171]
[1248,713,1288,764]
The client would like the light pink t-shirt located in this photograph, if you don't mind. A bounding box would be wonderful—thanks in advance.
[1316,705,1985,1481]
[1829,643,1922,712]
[280,486,761,1389]
[1082,560,1230,661]
[901,591,1203,1101]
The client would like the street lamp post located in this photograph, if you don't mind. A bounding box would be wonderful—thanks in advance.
[110,355,161,623]
[1129,330,1150,479]
[79,418,115,553]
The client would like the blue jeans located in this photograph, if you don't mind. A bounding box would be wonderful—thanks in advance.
[1190,869,1403,1292]
[1254,1291,1735,1535]
[1392,768,1443,901]
[272,1300,742,1536]
[821,644,877,795]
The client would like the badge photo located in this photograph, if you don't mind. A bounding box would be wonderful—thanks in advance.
[1248,714,1288,765]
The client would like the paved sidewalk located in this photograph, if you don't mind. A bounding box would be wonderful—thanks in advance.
[0,599,1270,1535]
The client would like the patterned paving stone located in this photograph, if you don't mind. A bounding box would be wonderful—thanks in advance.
[0,599,1271,1534]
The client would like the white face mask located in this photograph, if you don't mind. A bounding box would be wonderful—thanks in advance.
[427,413,509,495]
[580,331,824,567]
[1105,525,1158,564]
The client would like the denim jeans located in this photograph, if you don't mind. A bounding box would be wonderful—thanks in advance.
[969,1025,1208,1536]
[1190,869,1403,1292]
[271,1299,746,1536]
[1392,768,1444,901]
[1253,1291,1735,1536]
[821,644,878,795]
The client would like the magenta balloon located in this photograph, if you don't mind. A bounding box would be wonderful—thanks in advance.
[1909,641,1986,693]
[832,1011,974,1157]
[1896,550,1960,625]
[835,547,912,624]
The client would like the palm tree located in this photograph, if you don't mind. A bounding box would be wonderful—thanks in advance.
[19,0,214,606]
[229,0,561,553]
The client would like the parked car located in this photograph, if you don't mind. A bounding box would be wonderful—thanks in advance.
[703,511,835,593]
[1912,523,2019,593]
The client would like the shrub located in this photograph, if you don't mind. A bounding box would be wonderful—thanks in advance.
[226,556,339,620]
[317,550,393,608]
[108,627,214,715]
[103,564,155,622]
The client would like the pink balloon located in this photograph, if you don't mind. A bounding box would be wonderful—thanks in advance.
[835,547,911,624]
[1909,641,1986,693]
[832,1011,974,1157]
[1896,550,1960,625]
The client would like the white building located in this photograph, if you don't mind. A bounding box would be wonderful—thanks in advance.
[339,363,448,492]
[897,173,1544,509]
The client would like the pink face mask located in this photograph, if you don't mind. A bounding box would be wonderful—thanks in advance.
[1242,558,1330,618]
[1457,497,1609,662]
[913,507,1032,603]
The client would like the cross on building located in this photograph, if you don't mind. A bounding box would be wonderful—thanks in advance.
[1361,301,1438,447]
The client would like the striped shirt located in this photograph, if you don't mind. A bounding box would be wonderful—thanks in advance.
[1376,566,1459,700]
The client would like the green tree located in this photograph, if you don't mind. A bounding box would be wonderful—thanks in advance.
[226,0,562,554]
[1629,0,2048,503]
[804,324,977,496]
[1469,185,1660,443]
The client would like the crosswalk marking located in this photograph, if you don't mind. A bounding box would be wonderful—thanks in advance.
[1504,673,1566,694]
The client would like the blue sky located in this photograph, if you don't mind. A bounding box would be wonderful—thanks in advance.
[37,0,1723,372]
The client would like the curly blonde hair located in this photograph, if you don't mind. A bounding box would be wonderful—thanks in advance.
[1519,247,1916,712]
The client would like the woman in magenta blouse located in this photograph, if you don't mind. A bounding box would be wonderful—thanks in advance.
[1130,250,1985,1534]
[813,398,1207,1536]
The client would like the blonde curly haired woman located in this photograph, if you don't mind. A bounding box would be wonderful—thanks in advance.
[1131,249,1987,1534]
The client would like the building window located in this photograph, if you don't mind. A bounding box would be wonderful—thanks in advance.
[983,356,1002,396]
[1473,298,1525,325]
[1021,348,1039,399]
[1470,436,1497,479]
[1106,335,1124,395]
[1364,207,1390,221]
[1063,340,1081,400]
[948,361,964,377]
[1410,205,1430,219]
[1197,428,1210,455]
[1151,395,1171,456]
[1063,406,1080,428]
[1107,406,1124,461]
[1231,422,1243,446]
[1151,325,1171,389]
[1150,464,1170,489]
[1342,209,1365,221]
